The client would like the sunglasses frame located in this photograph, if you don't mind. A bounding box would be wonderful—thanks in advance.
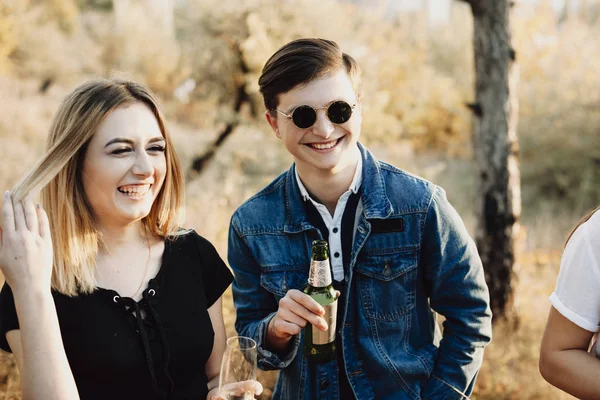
[274,101,357,129]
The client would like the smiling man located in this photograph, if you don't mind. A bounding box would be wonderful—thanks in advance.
[228,38,492,400]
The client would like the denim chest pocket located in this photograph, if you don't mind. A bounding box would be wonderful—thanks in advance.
[356,250,418,321]
[261,267,308,301]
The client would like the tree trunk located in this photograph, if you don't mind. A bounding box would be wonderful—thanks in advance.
[188,39,256,177]
[464,0,521,322]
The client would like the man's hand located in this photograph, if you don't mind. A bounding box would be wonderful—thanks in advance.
[265,289,339,352]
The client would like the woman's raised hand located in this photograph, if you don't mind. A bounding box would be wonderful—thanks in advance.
[0,191,53,293]
[207,380,263,400]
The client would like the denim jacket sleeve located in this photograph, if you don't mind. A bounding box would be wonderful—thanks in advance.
[227,220,301,371]
[420,187,493,400]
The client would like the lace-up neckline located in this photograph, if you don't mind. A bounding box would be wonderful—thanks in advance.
[97,240,173,398]
[112,285,174,398]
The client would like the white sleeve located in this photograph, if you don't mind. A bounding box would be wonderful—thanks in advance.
[550,211,600,332]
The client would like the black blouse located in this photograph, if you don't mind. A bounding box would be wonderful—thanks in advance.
[0,230,233,400]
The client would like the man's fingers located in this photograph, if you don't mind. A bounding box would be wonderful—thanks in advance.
[1,191,15,233]
[279,294,328,331]
[37,204,51,240]
[278,307,308,329]
[288,301,328,330]
[272,318,302,336]
[22,196,38,233]
[287,289,325,315]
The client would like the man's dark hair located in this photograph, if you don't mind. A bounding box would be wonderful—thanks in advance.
[258,38,361,113]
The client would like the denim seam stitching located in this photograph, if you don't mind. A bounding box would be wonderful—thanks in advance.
[357,264,417,321]
[431,374,470,399]
[237,229,297,237]
[298,349,306,400]
[425,186,466,286]
[421,186,438,237]
[404,311,433,375]
[360,246,419,256]
[371,317,420,400]
[387,208,429,215]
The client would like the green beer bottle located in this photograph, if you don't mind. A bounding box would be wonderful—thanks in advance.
[303,240,338,363]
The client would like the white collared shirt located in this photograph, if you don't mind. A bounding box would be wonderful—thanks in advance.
[295,156,363,282]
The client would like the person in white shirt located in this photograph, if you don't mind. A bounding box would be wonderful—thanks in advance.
[540,205,600,399]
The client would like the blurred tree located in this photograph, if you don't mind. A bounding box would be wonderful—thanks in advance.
[35,0,80,32]
[515,2,600,213]
[113,0,174,38]
[459,0,521,322]
[106,0,182,93]
[79,0,112,11]
[0,3,18,74]
[189,37,257,176]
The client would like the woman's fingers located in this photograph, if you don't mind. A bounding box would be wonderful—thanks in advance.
[22,196,39,234]
[12,195,27,232]
[37,204,51,240]
[252,380,263,395]
[220,380,263,396]
[1,191,15,233]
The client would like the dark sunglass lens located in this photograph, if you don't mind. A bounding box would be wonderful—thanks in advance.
[292,106,317,129]
[328,101,353,124]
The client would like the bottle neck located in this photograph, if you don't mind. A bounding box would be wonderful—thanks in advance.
[308,259,332,287]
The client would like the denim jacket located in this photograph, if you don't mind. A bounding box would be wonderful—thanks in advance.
[228,144,492,400]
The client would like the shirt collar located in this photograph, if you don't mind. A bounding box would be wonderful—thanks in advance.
[295,155,363,202]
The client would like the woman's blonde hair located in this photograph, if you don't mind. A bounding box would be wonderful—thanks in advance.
[566,205,600,245]
[11,78,185,296]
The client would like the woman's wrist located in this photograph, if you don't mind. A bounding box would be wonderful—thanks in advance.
[206,375,220,392]
[12,284,54,308]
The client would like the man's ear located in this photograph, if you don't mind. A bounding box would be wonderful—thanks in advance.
[265,111,281,138]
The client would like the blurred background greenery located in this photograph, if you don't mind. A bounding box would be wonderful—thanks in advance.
[0,0,598,398]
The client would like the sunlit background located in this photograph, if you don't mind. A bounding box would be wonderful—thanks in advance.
[0,0,599,398]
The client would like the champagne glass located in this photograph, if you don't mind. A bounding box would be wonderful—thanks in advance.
[218,336,258,400]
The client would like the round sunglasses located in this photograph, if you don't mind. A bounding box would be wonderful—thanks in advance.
[274,101,356,129]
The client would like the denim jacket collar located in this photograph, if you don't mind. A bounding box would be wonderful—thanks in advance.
[283,168,313,234]
[283,143,393,235]
[357,143,394,219]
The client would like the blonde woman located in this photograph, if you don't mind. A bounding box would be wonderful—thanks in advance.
[0,79,261,400]
[540,205,600,399]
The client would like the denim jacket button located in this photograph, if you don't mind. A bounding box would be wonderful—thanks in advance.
[320,379,329,390]
[383,262,391,277]
[358,225,366,234]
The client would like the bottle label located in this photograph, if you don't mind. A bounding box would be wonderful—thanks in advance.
[312,301,338,345]
[308,260,332,287]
